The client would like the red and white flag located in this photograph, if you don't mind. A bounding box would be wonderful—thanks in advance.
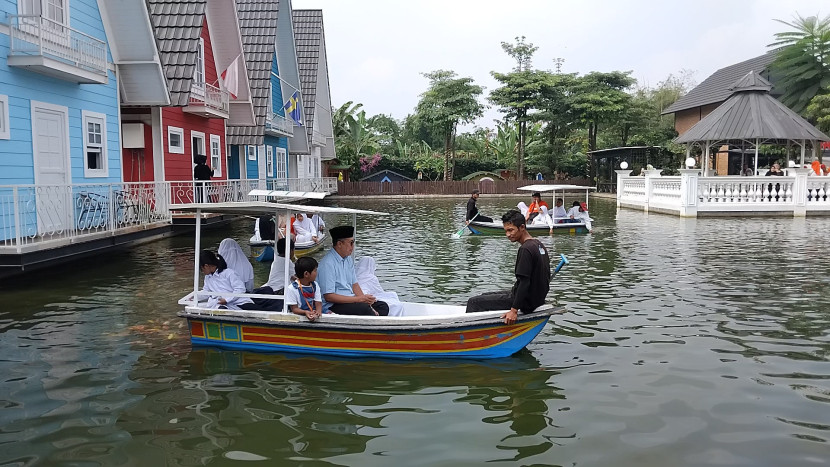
[220,54,241,99]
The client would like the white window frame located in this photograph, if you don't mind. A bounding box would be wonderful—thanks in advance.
[210,134,222,177]
[192,38,206,99]
[247,144,256,161]
[0,95,9,140]
[191,130,206,162]
[18,0,69,24]
[266,145,274,177]
[168,126,184,154]
[276,147,287,179]
[82,110,107,177]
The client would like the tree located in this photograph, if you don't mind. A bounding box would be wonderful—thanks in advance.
[769,13,830,113]
[805,92,830,133]
[490,37,551,179]
[415,70,484,180]
[346,110,379,167]
[568,71,635,152]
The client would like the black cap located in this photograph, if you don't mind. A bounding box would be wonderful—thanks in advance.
[532,192,542,198]
[330,225,355,243]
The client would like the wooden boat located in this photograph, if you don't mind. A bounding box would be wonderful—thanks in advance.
[468,184,595,236]
[174,200,566,360]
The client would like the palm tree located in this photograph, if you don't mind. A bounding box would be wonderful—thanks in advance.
[769,13,830,113]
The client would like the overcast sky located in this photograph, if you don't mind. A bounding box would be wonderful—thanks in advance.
[292,0,827,129]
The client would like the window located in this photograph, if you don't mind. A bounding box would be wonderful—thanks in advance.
[168,126,184,154]
[82,110,107,177]
[210,134,222,177]
[0,95,9,140]
[191,130,205,164]
[247,145,256,161]
[266,146,274,177]
[276,147,287,179]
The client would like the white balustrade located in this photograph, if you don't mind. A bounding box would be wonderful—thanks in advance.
[189,82,230,114]
[697,177,795,205]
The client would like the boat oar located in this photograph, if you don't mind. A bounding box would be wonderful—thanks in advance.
[452,213,479,239]
[552,254,569,277]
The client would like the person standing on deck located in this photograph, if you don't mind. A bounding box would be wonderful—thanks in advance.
[318,226,390,316]
[466,210,551,324]
[193,156,213,203]
[466,189,493,223]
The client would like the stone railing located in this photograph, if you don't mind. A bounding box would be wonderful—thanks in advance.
[8,14,108,78]
[615,168,817,217]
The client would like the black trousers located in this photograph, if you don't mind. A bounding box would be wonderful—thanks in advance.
[475,215,493,223]
[466,290,513,313]
[330,301,389,316]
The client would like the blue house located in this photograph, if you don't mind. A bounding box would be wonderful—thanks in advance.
[0,0,138,239]
[227,0,295,186]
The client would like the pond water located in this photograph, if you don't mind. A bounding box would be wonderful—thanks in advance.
[1,196,829,466]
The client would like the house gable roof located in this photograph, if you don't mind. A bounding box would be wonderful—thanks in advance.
[146,0,207,107]
[226,0,280,145]
[663,52,778,115]
[292,9,322,143]
[675,71,830,143]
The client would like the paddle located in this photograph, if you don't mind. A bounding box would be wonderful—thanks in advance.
[452,213,479,239]
[552,254,569,277]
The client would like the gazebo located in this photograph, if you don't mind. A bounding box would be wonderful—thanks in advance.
[675,71,830,175]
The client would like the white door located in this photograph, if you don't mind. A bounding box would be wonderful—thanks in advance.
[257,144,267,189]
[32,102,70,234]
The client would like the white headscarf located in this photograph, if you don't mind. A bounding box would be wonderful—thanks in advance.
[293,213,316,237]
[516,201,529,217]
[533,205,553,226]
[355,256,405,317]
[218,238,254,292]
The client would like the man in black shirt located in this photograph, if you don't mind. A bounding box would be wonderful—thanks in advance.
[193,155,213,203]
[466,189,493,223]
[466,209,551,324]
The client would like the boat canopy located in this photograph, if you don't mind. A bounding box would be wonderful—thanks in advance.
[247,189,328,199]
[173,201,388,216]
[518,184,596,192]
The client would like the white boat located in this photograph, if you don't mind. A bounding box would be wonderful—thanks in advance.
[173,201,566,360]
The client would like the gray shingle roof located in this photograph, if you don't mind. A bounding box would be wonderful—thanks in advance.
[227,0,279,146]
[675,72,830,143]
[663,52,778,115]
[293,9,323,142]
[146,0,207,106]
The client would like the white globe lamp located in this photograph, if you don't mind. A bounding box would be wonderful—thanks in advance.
[620,161,629,170]
[685,157,695,168]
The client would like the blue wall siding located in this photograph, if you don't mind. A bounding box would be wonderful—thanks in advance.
[263,136,288,179]
[228,145,241,179]
[246,146,258,179]
[271,56,287,118]
[0,0,120,186]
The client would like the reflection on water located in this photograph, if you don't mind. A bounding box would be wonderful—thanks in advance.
[0,197,829,465]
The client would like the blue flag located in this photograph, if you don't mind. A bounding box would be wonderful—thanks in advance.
[283,91,303,126]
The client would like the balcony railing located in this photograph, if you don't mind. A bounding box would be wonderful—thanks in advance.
[265,112,294,137]
[7,14,108,82]
[186,82,230,117]
[0,179,336,251]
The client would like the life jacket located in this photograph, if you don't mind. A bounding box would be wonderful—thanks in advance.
[290,280,317,311]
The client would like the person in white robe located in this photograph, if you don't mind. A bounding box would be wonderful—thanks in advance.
[218,238,255,292]
[552,198,567,223]
[516,201,529,217]
[566,201,593,232]
[200,250,254,310]
[531,205,554,233]
[264,238,295,292]
[292,213,318,244]
[356,256,405,317]
[311,214,326,233]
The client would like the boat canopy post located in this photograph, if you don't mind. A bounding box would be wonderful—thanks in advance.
[754,139,759,175]
[283,207,291,314]
[193,208,202,303]
[352,213,357,257]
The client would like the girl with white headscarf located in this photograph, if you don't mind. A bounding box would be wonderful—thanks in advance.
[292,213,318,244]
[532,205,554,227]
[356,257,405,317]
[218,238,255,292]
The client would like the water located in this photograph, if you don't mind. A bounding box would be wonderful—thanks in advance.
[1,196,829,466]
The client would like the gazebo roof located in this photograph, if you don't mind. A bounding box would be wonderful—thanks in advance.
[675,71,830,144]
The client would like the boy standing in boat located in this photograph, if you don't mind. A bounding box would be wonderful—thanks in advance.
[285,257,322,322]
[466,210,551,324]
[466,189,493,223]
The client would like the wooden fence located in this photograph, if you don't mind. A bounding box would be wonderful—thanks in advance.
[336,179,591,196]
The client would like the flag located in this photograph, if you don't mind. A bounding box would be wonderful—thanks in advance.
[283,91,303,126]
[220,54,241,99]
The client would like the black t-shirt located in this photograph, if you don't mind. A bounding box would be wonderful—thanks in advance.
[194,163,212,181]
[466,197,478,220]
[511,238,551,312]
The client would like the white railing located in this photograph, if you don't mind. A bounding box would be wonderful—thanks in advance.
[698,177,794,204]
[266,112,294,136]
[0,182,172,250]
[7,14,107,77]
[169,179,262,205]
[189,82,230,114]
[649,176,682,210]
[619,178,646,203]
[264,177,338,193]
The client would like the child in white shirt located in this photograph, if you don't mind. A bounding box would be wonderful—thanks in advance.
[285,256,322,321]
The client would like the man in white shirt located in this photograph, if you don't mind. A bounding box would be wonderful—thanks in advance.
[264,238,295,293]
